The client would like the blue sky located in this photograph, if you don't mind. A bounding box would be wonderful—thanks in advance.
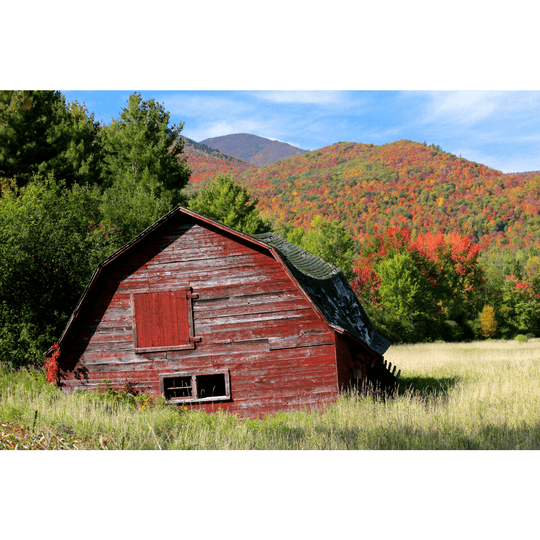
[61,90,540,174]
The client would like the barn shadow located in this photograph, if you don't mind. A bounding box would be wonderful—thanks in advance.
[396,374,464,400]
[265,420,538,449]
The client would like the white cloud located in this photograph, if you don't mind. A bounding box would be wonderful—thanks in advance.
[254,91,344,105]
[422,91,540,126]
[183,119,269,142]
[156,93,252,118]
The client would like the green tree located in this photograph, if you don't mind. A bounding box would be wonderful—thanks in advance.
[499,276,540,337]
[377,252,430,322]
[0,91,102,188]
[188,174,271,234]
[100,177,174,245]
[278,215,358,281]
[100,92,190,206]
[0,175,120,367]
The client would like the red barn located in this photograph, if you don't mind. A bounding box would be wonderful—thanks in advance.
[51,206,393,418]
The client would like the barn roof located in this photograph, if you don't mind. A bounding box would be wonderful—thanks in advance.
[253,233,391,355]
[50,206,390,356]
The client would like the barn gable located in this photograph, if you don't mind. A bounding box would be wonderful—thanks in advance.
[51,207,391,417]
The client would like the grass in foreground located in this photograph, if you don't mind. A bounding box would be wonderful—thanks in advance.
[2,339,540,450]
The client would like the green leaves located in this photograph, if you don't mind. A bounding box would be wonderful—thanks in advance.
[278,215,358,282]
[100,92,190,206]
[96,93,192,245]
[0,175,121,367]
[377,252,428,321]
[188,174,271,235]
[0,91,101,188]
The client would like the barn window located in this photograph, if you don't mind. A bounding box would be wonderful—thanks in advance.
[160,370,231,403]
[131,286,201,353]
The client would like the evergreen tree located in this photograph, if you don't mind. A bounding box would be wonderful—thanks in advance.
[0,90,102,187]
[100,92,190,206]
[188,174,271,234]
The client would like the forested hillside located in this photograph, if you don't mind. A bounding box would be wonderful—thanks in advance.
[226,140,540,251]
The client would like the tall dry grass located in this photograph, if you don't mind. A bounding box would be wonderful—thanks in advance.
[2,339,540,449]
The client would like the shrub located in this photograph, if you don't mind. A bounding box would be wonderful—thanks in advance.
[515,334,528,342]
[443,320,464,342]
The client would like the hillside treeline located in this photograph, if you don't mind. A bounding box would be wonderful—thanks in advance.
[274,216,540,344]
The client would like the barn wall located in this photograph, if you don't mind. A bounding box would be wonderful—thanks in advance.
[59,215,340,417]
[333,332,381,393]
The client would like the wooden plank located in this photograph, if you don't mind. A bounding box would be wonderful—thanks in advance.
[149,242,265,265]
[147,251,274,272]
[193,298,311,320]
[192,321,330,348]
[193,282,299,302]
[268,331,335,350]
[193,308,312,331]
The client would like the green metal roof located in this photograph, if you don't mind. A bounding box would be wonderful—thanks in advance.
[252,232,340,280]
[253,232,391,356]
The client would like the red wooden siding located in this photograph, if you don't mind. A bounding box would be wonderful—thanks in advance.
[58,215,341,418]
[334,332,381,392]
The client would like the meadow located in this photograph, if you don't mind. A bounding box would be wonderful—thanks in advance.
[2,338,540,450]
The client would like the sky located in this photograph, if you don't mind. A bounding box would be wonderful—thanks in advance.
[60,90,540,174]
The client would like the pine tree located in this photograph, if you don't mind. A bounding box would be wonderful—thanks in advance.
[100,92,190,206]
[0,91,102,187]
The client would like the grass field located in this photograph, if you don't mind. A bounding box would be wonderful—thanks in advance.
[2,338,540,450]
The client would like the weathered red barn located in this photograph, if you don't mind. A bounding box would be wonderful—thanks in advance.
[51,206,393,418]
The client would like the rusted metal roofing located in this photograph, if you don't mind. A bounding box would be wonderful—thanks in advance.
[253,232,391,356]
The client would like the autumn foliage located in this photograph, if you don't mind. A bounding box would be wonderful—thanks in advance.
[44,343,60,385]
[229,139,540,252]
[350,227,486,342]
[479,306,497,338]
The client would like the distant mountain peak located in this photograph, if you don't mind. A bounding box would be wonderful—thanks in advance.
[199,133,307,167]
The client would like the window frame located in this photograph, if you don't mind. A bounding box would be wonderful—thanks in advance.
[131,285,201,354]
[159,370,231,404]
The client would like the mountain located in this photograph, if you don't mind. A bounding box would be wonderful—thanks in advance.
[182,137,540,251]
[199,133,307,167]
[180,136,255,195]
[232,140,540,251]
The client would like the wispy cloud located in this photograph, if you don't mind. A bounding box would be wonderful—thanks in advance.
[156,93,252,119]
[184,119,270,142]
[421,91,540,126]
[254,91,345,105]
